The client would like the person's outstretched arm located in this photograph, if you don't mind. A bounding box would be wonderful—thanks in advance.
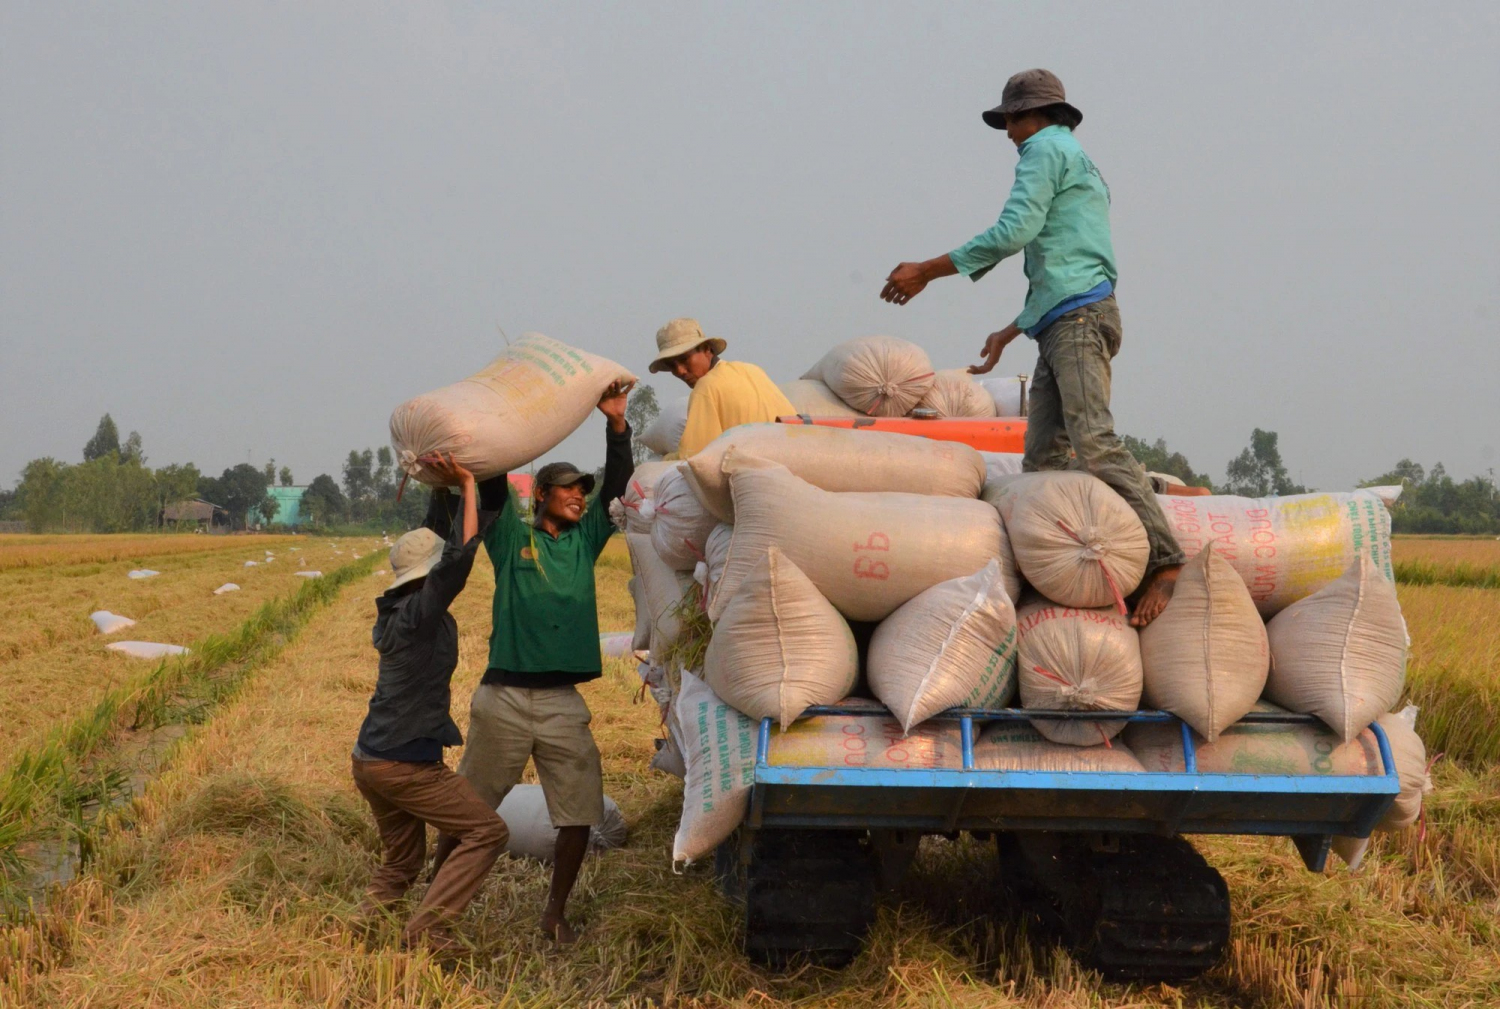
[585,382,635,557]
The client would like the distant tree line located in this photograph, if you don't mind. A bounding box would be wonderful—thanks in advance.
[0,415,430,534]
[1127,427,1498,534]
[3,412,1494,536]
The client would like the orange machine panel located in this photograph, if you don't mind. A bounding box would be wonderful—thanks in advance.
[776,415,1027,454]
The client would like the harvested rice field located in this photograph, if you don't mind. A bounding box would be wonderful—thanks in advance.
[0,534,384,761]
[2,534,1499,1008]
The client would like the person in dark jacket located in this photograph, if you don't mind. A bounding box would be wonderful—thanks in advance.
[432,381,634,944]
[350,452,505,953]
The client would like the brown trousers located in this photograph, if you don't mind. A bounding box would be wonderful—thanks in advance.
[350,757,508,939]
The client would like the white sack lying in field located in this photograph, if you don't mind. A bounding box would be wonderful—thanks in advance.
[673,671,758,865]
[294,571,322,579]
[1016,601,1142,746]
[801,336,935,417]
[107,641,188,659]
[986,472,1148,612]
[869,559,1018,731]
[684,422,986,524]
[1139,547,1268,742]
[1155,487,1399,617]
[704,547,858,729]
[244,561,258,567]
[713,456,1002,623]
[1265,556,1406,741]
[779,378,861,417]
[389,333,636,484]
[639,396,690,457]
[973,722,1145,772]
[916,370,997,418]
[497,785,627,863]
[213,583,240,595]
[90,611,136,635]
[127,569,159,580]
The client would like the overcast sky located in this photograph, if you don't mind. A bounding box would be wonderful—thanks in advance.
[4,1,1498,492]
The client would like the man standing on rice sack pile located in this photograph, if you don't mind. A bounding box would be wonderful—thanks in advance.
[430,381,634,944]
[879,68,1185,626]
[651,316,796,459]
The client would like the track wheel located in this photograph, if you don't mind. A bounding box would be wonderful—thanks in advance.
[741,828,877,968]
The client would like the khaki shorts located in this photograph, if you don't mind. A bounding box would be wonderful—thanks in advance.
[457,684,604,828]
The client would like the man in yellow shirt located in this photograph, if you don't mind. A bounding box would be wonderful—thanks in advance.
[649,318,796,459]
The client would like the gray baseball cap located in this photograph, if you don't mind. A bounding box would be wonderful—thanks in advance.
[981,68,1082,130]
[535,461,596,496]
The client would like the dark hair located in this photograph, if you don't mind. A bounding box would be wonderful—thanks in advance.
[1040,103,1082,130]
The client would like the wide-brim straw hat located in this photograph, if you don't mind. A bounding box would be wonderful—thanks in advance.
[388,528,444,590]
[649,317,728,373]
[981,68,1082,130]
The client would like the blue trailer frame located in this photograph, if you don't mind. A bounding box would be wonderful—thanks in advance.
[747,707,1401,872]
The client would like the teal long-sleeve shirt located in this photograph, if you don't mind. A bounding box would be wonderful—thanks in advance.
[948,125,1118,332]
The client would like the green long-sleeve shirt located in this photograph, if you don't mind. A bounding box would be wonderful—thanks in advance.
[948,125,1118,332]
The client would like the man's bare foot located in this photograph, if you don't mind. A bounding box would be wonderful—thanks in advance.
[1130,564,1182,627]
[540,914,578,945]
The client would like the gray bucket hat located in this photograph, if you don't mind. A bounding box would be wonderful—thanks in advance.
[981,68,1082,130]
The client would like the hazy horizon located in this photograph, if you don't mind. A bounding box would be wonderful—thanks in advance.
[4,2,1498,493]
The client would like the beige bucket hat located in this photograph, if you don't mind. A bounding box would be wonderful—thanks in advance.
[649,318,727,374]
[388,527,444,590]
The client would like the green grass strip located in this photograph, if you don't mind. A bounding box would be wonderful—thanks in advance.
[0,554,377,892]
[1394,560,1500,590]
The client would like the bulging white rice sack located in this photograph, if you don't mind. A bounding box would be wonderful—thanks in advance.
[712,456,1003,623]
[801,336,935,417]
[916,370,996,418]
[986,472,1149,612]
[389,333,636,484]
[780,378,861,417]
[977,375,1029,417]
[639,396,690,456]
[628,576,651,652]
[704,547,858,729]
[1265,556,1406,741]
[650,465,720,571]
[684,423,986,524]
[294,570,322,578]
[617,459,675,535]
[703,522,733,607]
[1139,547,1268,741]
[213,583,240,595]
[1125,701,1383,776]
[869,560,1018,731]
[981,452,1025,484]
[1155,488,1397,617]
[1016,602,1142,746]
[90,611,136,635]
[974,723,1145,772]
[497,784,627,863]
[766,713,964,770]
[1373,706,1432,830]
[673,671,758,865]
[626,533,697,659]
[107,641,189,659]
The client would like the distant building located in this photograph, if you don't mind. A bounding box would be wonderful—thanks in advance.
[162,498,229,530]
[264,485,307,527]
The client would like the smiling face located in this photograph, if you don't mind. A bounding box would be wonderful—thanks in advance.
[539,481,587,528]
[667,344,716,388]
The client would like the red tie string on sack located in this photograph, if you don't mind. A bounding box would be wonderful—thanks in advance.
[395,472,410,503]
[1056,519,1128,616]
